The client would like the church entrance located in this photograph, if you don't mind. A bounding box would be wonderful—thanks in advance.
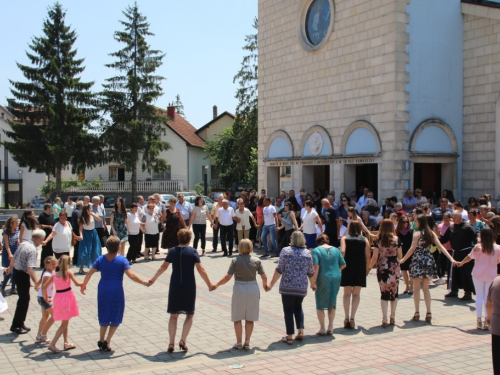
[414,163,442,204]
[344,163,379,201]
[302,165,330,194]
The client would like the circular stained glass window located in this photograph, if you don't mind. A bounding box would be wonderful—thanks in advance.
[305,0,331,46]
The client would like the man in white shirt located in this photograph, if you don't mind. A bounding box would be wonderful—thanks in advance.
[356,187,369,212]
[215,200,235,256]
[211,195,224,253]
[261,197,279,258]
[136,195,145,257]
[295,188,306,208]
[64,197,75,217]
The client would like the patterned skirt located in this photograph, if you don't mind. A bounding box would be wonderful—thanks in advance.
[409,248,438,280]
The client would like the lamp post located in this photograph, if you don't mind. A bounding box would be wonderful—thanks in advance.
[18,169,23,208]
[4,146,8,209]
[204,165,209,196]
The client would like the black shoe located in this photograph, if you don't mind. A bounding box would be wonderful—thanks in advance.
[212,249,217,253]
[223,252,228,257]
[10,327,29,334]
[260,254,269,258]
[229,252,233,256]
[270,253,279,258]
[460,293,473,301]
[22,324,31,332]
[0,288,5,297]
[10,288,17,295]
[97,341,103,350]
[444,292,458,298]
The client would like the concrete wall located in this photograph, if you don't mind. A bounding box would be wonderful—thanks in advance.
[462,4,500,200]
[406,0,464,198]
[188,146,207,190]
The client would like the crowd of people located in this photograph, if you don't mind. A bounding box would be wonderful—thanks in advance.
[0,187,499,372]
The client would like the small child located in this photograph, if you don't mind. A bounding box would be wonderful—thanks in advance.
[43,255,82,353]
[35,256,57,343]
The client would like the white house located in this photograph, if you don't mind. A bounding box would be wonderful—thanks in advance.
[83,106,208,192]
[0,105,74,207]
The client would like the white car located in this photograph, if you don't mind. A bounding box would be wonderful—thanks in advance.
[174,191,195,197]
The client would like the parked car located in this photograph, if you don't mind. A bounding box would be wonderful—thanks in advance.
[31,197,45,208]
[209,191,225,201]
[174,191,194,197]
[160,194,175,205]
[183,195,214,212]
[229,182,253,201]
[104,196,125,208]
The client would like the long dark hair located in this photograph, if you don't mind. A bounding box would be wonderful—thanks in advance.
[113,197,127,216]
[416,215,432,246]
[480,227,494,254]
[288,196,300,212]
[194,195,204,206]
[21,210,38,230]
[395,215,410,234]
[491,216,500,243]
[79,204,91,226]
[377,219,396,248]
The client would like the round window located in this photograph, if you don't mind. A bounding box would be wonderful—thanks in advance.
[305,0,331,46]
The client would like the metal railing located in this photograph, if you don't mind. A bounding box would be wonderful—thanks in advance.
[65,180,184,193]
[210,179,226,190]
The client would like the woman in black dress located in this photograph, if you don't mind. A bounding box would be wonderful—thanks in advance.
[340,221,371,329]
[150,229,214,352]
[491,216,500,274]
[247,196,258,245]
[396,215,414,295]
[161,198,186,250]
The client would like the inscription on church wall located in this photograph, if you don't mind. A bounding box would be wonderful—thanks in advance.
[268,158,376,166]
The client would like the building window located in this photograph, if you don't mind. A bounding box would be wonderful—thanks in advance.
[280,166,291,177]
[109,166,125,181]
[152,165,171,180]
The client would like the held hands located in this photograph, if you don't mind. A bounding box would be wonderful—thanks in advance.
[311,283,317,291]
[148,279,155,286]
[264,283,272,292]
[209,284,217,291]
[44,297,52,304]
[80,284,87,295]
[142,280,152,287]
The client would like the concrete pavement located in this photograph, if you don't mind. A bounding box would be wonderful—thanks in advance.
[0,226,493,374]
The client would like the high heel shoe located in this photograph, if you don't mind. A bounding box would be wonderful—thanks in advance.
[167,343,174,353]
[382,321,388,328]
[390,317,395,325]
[411,312,420,321]
[344,319,350,329]
[425,312,432,323]
[97,341,103,350]
[349,318,355,329]
[179,339,188,351]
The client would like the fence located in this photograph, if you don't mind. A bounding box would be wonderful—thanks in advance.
[65,180,184,193]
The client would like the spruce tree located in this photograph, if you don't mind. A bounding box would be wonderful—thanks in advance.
[4,2,100,195]
[206,18,258,188]
[99,2,170,200]
[168,94,186,118]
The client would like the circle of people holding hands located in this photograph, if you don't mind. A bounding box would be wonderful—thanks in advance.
[0,187,499,358]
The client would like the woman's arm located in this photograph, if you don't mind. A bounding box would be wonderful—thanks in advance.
[3,233,12,259]
[457,255,472,267]
[205,210,213,223]
[400,232,420,264]
[150,262,170,284]
[260,273,268,289]
[90,211,101,221]
[215,274,232,288]
[80,268,96,294]
[364,239,372,274]
[125,269,150,286]
[368,247,379,270]
[18,225,25,245]
[431,232,456,263]
[188,210,195,228]
[315,215,323,233]
[69,270,83,287]
[110,214,116,236]
[340,237,346,256]
[78,222,84,240]
[290,212,298,229]
[267,270,282,291]
[179,212,187,229]
[311,265,319,289]
[397,246,403,263]
[42,229,57,246]
[195,262,214,289]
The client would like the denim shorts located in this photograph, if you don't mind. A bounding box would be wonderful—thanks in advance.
[37,296,53,309]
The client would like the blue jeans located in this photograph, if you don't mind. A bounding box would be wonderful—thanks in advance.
[261,224,278,255]
[2,269,15,290]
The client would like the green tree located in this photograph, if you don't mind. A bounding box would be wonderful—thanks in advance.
[168,94,186,118]
[99,2,170,200]
[4,2,100,195]
[206,17,258,188]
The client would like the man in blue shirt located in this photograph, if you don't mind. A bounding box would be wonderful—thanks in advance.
[176,193,193,228]
[431,198,452,224]
[402,189,418,214]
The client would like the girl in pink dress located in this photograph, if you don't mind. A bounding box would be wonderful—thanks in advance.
[42,255,82,353]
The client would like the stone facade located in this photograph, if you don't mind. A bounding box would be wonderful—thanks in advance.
[258,0,412,200]
[462,3,500,199]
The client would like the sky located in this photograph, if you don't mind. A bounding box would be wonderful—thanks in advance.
[0,0,257,129]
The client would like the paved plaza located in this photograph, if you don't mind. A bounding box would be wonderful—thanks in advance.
[0,227,493,375]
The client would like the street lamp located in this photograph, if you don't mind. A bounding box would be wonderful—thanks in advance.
[204,165,209,196]
[17,169,23,208]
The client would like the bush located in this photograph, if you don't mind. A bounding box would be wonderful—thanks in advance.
[39,178,102,196]
[195,183,212,196]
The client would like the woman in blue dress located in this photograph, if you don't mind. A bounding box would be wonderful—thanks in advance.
[110,197,128,257]
[1,217,20,296]
[80,236,149,351]
[311,234,346,335]
[77,204,103,275]
[150,229,215,353]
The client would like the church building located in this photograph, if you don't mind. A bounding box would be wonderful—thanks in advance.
[258,0,500,202]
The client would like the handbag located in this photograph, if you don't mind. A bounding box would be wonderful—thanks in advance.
[68,222,79,246]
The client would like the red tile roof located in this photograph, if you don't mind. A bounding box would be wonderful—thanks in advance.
[156,107,206,148]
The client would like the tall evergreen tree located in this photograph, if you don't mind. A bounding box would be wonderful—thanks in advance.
[99,2,170,200]
[168,94,186,118]
[4,2,100,195]
[206,18,258,188]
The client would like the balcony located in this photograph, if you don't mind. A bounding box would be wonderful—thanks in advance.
[65,180,185,193]
[210,179,226,190]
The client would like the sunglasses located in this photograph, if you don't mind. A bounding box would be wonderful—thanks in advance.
[147,207,155,209]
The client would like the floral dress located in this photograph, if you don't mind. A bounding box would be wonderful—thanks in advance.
[409,230,438,280]
[111,211,128,243]
[375,236,401,301]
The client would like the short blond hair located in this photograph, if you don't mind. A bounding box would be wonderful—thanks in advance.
[238,239,253,255]
[290,231,306,248]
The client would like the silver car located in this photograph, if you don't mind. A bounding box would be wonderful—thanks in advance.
[184,196,214,212]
